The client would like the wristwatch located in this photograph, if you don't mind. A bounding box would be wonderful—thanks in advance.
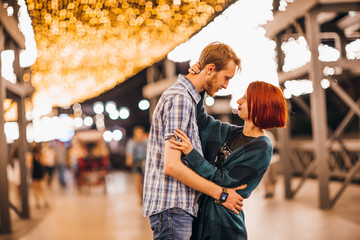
[214,187,229,205]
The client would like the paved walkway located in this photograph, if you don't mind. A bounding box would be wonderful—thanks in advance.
[1,170,360,240]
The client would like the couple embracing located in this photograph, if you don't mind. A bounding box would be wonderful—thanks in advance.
[143,42,288,240]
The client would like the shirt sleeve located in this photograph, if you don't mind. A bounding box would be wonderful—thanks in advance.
[126,139,134,155]
[163,94,192,140]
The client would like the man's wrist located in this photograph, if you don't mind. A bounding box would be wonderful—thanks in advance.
[214,187,229,205]
[212,185,222,200]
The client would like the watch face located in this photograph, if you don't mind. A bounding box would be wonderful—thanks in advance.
[220,192,228,202]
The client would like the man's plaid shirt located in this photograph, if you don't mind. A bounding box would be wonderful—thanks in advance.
[143,74,203,217]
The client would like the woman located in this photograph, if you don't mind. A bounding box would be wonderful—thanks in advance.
[31,143,49,208]
[170,75,288,239]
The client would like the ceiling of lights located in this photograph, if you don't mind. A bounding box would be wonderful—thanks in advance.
[26,0,236,107]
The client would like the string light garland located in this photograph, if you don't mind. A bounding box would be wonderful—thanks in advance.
[26,0,235,107]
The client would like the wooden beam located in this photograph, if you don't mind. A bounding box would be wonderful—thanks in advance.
[265,0,360,39]
[337,13,360,30]
[265,0,319,38]
[329,77,360,117]
[0,0,25,49]
[316,2,360,13]
[322,59,360,70]
[319,0,360,3]
[290,138,360,151]
[278,64,309,84]
[4,78,35,98]
[292,96,311,117]
[277,59,360,83]
[142,76,177,99]
[331,98,360,140]
[331,157,360,206]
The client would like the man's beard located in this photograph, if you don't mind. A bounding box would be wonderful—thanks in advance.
[204,74,218,97]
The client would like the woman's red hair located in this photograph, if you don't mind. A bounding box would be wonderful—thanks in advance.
[246,81,288,129]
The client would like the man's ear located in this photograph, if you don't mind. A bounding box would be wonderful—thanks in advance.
[206,63,216,75]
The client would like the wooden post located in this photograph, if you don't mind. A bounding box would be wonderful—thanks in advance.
[305,10,331,209]
[17,96,30,218]
[0,24,12,234]
[277,120,293,199]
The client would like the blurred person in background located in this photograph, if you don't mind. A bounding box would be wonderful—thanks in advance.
[30,143,49,209]
[170,63,288,240]
[92,139,110,171]
[55,140,67,188]
[7,140,21,207]
[68,138,87,179]
[41,141,56,186]
[126,126,148,205]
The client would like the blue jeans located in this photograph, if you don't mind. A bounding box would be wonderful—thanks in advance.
[149,208,194,240]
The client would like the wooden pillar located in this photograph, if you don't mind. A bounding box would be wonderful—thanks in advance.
[276,34,283,72]
[164,58,176,79]
[0,24,12,234]
[305,11,331,209]
[273,0,280,13]
[17,97,30,219]
[277,113,293,199]
[12,40,30,218]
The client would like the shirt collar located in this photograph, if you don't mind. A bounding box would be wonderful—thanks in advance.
[177,74,201,104]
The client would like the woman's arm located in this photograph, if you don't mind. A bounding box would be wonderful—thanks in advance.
[184,148,257,187]
[164,137,245,214]
[171,130,270,189]
[184,147,270,199]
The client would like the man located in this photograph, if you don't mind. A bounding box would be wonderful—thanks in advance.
[126,126,148,205]
[54,140,67,188]
[143,42,242,240]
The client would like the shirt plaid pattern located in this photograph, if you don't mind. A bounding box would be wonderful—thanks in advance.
[143,74,203,217]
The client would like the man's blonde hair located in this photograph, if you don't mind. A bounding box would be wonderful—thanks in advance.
[198,42,241,72]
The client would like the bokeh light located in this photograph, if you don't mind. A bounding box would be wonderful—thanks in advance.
[93,101,104,114]
[205,96,215,107]
[119,107,130,120]
[84,116,94,126]
[103,130,112,142]
[112,129,123,141]
[105,101,117,113]
[138,99,150,110]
